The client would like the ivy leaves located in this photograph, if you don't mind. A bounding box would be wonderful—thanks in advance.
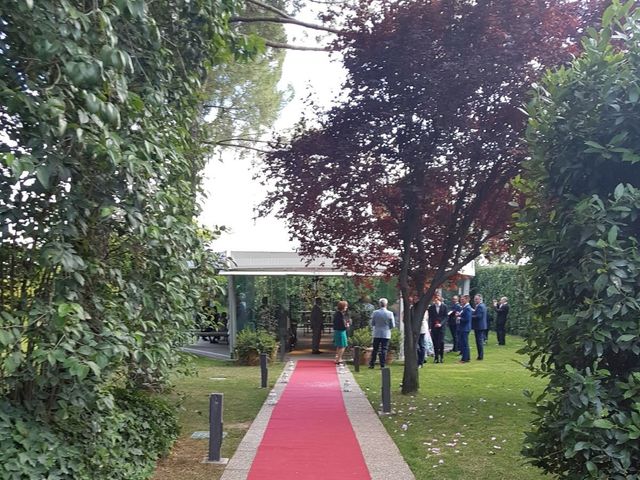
[1,0,243,477]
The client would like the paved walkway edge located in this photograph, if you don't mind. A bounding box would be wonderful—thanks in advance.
[220,363,290,480]
[341,367,416,480]
[221,360,415,480]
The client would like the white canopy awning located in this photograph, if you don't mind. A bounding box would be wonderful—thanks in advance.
[218,250,351,276]
[218,250,475,277]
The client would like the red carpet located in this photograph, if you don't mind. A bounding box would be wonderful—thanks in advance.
[247,360,371,479]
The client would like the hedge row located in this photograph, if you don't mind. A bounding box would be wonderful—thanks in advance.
[470,264,534,336]
[0,390,178,480]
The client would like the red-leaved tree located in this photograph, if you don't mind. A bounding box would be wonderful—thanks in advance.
[261,0,605,393]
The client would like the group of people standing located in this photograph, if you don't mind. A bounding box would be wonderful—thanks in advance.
[418,294,509,365]
[312,293,509,367]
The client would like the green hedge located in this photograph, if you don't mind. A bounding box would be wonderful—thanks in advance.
[1,1,245,477]
[0,389,179,479]
[470,264,534,336]
[515,4,640,477]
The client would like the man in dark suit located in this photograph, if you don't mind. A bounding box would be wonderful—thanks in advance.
[310,297,324,354]
[428,294,448,363]
[493,296,510,346]
[472,294,488,360]
[458,295,472,363]
[448,295,461,352]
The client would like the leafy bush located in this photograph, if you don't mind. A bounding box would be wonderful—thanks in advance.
[349,327,372,348]
[516,4,640,478]
[0,390,179,480]
[349,301,374,330]
[1,0,250,477]
[471,264,534,336]
[234,329,278,365]
[389,328,401,353]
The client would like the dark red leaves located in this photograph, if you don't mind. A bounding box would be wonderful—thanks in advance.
[261,0,604,291]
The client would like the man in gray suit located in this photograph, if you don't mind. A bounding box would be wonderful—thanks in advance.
[368,298,396,369]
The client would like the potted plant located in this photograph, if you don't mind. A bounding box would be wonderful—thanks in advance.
[348,327,373,365]
[386,328,401,364]
[234,328,278,365]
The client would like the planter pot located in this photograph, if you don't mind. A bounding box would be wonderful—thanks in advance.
[385,350,396,365]
[238,351,260,366]
[361,349,396,365]
[349,347,373,365]
[237,348,278,366]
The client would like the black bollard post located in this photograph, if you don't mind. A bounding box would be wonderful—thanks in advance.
[353,346,360,372]
[260,353,268,388]
[208,393,224,462]
[381,367,391,413]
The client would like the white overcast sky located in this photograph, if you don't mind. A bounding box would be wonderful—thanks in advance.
[201,23,346,252]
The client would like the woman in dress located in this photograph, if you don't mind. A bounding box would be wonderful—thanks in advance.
[333,300,350,364]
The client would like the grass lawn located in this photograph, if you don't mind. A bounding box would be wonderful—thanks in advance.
[353,335,549,480]
[153,355,283,480]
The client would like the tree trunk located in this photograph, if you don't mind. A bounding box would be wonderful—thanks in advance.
[401,296,419,393]
[398,199,421,394]
[401,277,438,394]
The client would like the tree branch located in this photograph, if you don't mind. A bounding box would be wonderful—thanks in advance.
[264,40,332,51]
[215,137,273,144]
[230,16,343,35]
[202,103,242,110]
[245,0,294,19]
[215,142,271,154]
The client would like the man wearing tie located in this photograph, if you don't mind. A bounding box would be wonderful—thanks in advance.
[448,295,461,353]
[472,294,488,360]
[493,296,510,346]
[428,295,448,363]
[458,295,472,363]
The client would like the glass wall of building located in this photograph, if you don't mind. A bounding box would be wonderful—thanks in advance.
[226,274,398,337]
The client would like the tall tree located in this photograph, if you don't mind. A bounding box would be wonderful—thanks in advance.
[261,0,604,393]
[206,0,292,153]
[516,2,640,477]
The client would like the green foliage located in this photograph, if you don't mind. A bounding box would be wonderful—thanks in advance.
[349,327,372,348]
[234,328,278,364]
[389,328,401,353]
[349,300,374,330]
[516,3,640,478]
[471,264,534,335]
[0,389,179,479]
[0,0,254,477]
[205,0,290,148]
